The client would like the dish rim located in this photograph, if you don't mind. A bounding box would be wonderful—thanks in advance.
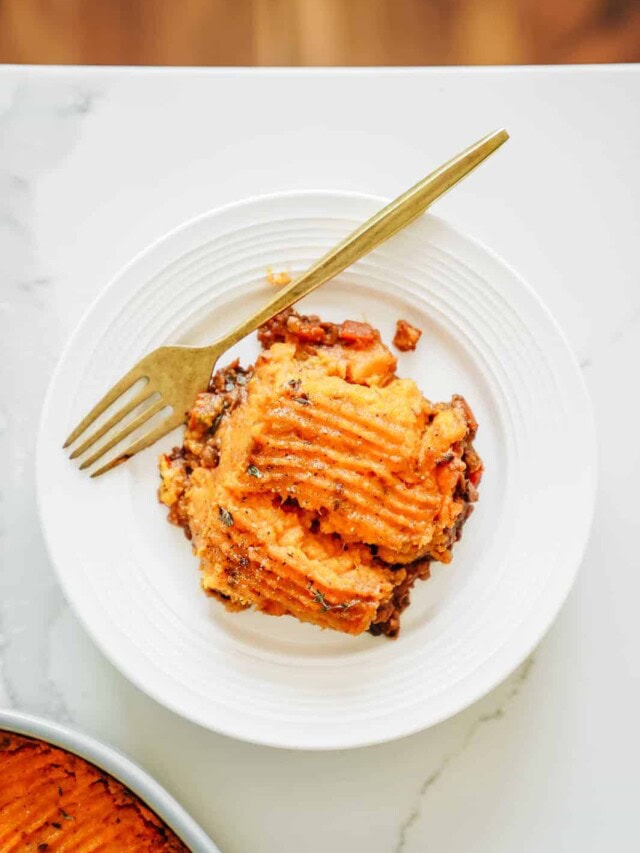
[0,707,219,852]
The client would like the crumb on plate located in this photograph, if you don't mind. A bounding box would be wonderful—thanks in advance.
[266,270,292,287]
[393,319,422,351]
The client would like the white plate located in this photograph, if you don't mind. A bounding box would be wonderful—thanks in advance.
[0,709,219,852]
[37,191,596,750]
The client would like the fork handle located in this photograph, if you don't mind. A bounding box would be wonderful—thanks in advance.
[217,129,508,353]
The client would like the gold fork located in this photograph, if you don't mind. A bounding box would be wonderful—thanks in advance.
[64,128,508,476]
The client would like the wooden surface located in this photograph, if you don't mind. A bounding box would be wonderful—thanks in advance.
[1,0,639,66]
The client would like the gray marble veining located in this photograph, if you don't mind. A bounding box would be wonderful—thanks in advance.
[0,77,96,720]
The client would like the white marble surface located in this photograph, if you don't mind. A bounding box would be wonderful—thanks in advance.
[1,65,639,852]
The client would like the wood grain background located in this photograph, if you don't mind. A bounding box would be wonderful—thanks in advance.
[1,0,639,66]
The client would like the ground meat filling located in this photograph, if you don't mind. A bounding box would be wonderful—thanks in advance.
[158,360,252,533]
[393,318,422,351]
[257,306,378,350]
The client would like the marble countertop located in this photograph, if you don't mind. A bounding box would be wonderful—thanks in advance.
[1,64,638,852]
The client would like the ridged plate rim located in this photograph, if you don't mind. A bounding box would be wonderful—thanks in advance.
[36,190,597,750]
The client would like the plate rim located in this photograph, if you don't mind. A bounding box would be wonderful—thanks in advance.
[36,188,598,750]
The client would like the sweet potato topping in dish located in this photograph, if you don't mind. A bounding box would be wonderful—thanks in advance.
[393,318,422,351]
[0,731,188,851]
[159,308,482,638]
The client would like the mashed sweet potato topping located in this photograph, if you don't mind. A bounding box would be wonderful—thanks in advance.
[0,731,188,851]
[159,309,482,637]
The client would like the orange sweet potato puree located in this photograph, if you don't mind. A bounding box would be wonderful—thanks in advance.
[0,731,188,852]
[159,311,482,638]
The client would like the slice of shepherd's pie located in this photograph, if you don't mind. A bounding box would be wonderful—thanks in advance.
[159,308,482,638]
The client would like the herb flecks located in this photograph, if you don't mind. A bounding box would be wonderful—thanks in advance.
[293,395,311,406]
[223,369,250,391]
[207,406,227,437]
[219,506,234,527]
[247,464,262,478]
[51,822,62,830]
[60,808,74,821]
[308,583,330,611]
[57,785,63,797]
[307,582,359,613]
